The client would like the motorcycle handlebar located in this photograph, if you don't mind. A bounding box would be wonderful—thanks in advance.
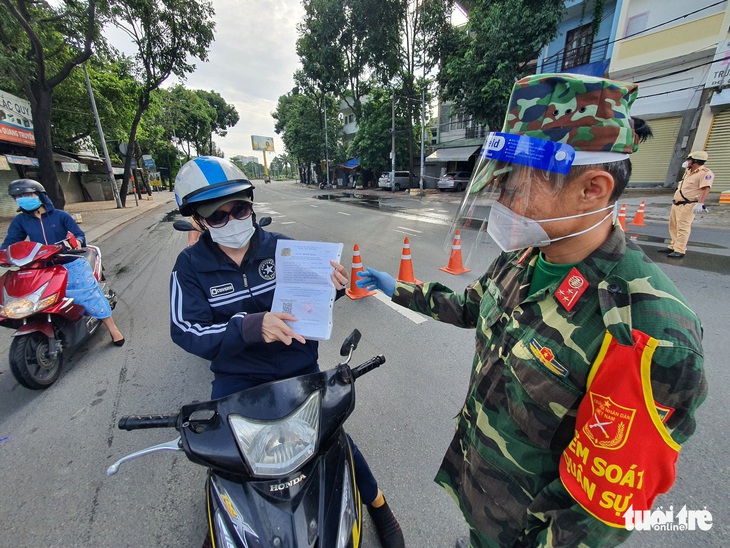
[118,414,178,431]
[351,355,385,380]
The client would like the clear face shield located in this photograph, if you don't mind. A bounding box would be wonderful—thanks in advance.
[447,132,613,267]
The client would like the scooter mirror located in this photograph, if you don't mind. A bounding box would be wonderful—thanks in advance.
[339,329,361,356]
[258,216,272,228]
[173,220,196,232]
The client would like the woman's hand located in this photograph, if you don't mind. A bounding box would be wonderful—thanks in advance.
[262,312,306,345]
[330,260,349,290]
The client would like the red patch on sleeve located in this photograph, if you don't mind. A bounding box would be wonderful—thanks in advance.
[555,268,589,311]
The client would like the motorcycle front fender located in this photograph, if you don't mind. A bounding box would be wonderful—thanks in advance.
[206,430,361,548]
[13,321,55,339]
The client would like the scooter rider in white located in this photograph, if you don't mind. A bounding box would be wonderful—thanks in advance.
[170,156,404,547]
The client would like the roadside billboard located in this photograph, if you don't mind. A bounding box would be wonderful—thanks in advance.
[0,90,35,146]
[251,135,275,152]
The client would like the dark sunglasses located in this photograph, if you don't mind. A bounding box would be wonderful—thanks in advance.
[202,201,253,228]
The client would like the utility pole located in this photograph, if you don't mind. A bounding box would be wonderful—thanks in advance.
[419,86,426,196]
[323,95,330,187]
[83,63,122,208]
[391,91,396,193]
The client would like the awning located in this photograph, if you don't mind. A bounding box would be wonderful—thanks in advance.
[61,162,89,173]
[426,146,480,163]
[341,158,360,169]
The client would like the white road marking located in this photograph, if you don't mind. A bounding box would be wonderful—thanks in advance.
[396,226,422,233]
[280,221,296,225]
[338,211,351,216]
[373,292,427,324]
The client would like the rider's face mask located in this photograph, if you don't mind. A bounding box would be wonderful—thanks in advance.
[16,195,42,212]
[207,216,255,249]
[448,132,627,256]
[681,160,690,169]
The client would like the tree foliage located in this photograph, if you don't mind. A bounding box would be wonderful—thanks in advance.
[438,0,565,130]
[0,0,100,208]
[109,0,215,205]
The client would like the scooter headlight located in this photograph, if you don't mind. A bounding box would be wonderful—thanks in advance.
[0,283,57,319]
[229,390,320,477]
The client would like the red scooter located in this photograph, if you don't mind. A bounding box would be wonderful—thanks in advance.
[0,239,117,389]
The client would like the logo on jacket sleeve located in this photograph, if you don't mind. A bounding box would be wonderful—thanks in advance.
[259,258,275,280]
[210,283,234,297]
[583,393,636,450]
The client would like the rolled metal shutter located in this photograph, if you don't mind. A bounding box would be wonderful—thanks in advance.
[0,165,22,219]
[704,109,730,193]
[630,116,682,184]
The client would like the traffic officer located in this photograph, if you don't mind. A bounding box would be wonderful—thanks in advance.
[658,150,715,258]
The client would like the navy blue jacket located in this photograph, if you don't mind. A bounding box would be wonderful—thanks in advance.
[1,194,85,249]
[170,227,341,399]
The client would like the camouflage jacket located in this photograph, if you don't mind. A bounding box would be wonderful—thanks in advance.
[392,225,706,547]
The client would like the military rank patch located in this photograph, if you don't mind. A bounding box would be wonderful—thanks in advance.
[529,338,569,377]
[555,267,588,311]
[654,401,675,424]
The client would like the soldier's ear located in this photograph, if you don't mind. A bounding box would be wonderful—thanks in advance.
[573,168,614,209]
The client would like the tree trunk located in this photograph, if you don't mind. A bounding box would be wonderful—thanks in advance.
[120,99,147,206]
[28,82,65,209]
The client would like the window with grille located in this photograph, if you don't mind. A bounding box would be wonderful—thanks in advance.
[562,23,594,70]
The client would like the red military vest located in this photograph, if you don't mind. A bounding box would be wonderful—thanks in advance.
[559,329,680,527]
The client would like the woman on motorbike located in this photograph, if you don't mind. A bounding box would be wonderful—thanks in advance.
[1,179,125,346]
[170,156,404,548]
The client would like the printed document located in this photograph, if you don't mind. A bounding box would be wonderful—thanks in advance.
[271,240,344,341]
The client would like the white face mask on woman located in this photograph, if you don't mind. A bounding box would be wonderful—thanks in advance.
[487,201,615,252]
[207,216,255,249]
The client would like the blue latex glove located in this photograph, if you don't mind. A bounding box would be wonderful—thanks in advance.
[356,267,395,298]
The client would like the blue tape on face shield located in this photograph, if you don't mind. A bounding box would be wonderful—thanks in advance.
[482,132,575,174]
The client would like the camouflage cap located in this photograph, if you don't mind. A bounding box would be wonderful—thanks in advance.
[503,73,640,154]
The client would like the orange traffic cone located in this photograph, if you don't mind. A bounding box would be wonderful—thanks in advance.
[345,244,376,300]
[440,230,471,275]
[617,204,626,231]
[629,201,646,226]
[397,237,422,284]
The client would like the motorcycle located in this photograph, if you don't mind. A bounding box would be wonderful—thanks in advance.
[0,238,117,389]
[107,329,384,548]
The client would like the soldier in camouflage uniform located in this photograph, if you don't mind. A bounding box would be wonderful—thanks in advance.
[357,74,707,547]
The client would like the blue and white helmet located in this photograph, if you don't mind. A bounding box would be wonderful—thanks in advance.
[175,156,254,216]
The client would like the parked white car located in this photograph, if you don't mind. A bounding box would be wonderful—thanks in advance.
[377,171,415,191]
[437,171,471,192]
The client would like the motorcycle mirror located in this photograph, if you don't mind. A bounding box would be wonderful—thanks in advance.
[339,329,361,357]
[173,220,196,232]
[258,216,272,228]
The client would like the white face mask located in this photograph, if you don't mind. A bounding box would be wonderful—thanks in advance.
[207,216,255,249]
[487,201,615,252]
[681,161,689,169]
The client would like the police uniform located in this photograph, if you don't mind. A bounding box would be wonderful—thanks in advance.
[668,165,715,254]
[392,226,706,547]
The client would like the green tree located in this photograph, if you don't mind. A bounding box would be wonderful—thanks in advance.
[437,0,565,129]
[349,86,411,176]
[0,0,100,208]
[195,89,239,155]
[296,0,402,119]
[51,52,138,157]
[109,0,215,205]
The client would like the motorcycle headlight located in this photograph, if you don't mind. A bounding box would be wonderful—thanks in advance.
[336,464,359,547]
[229,390,321,477]
[0,283,57,319]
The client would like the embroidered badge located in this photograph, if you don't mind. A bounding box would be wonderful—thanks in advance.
[529,338,569,377]
[582,393,636,450]
[259,258,275,280]
[705,175,713,180]
[210,282,234,297]
[555,267,588,311]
